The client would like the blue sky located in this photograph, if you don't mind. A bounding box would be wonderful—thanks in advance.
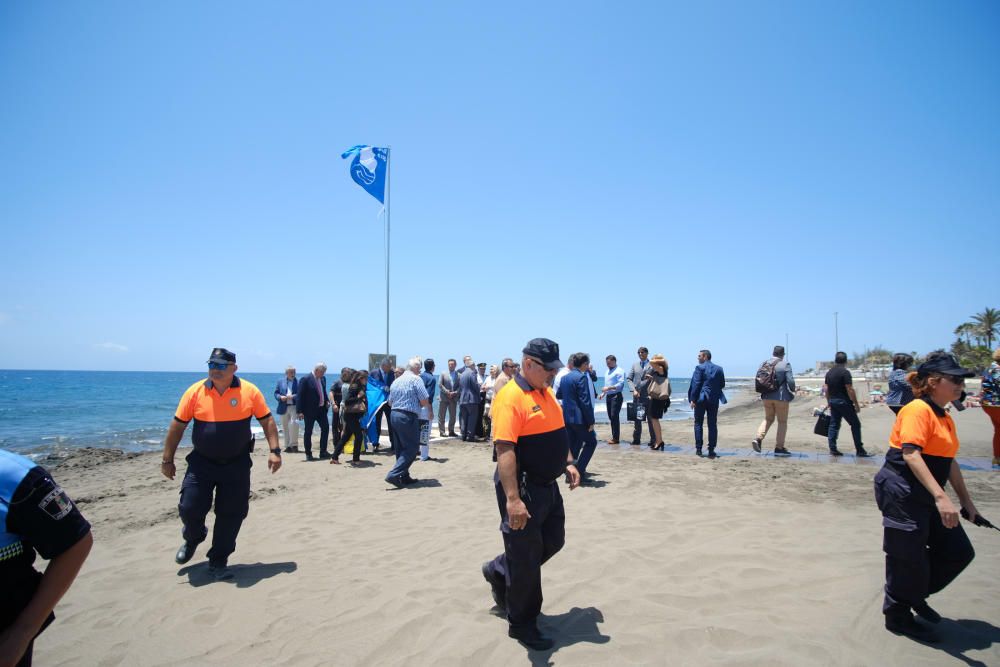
[1,1,998,377]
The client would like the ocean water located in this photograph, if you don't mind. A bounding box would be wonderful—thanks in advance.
[0,370,744,457]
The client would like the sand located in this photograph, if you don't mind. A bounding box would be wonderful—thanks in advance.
[30,389,1000,666]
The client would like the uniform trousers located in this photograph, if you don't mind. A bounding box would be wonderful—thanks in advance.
[178,450,252,566]
[881,497,975,616]
[485,475,565,629]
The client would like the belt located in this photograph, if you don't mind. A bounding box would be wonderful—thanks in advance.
[523,471,557,486]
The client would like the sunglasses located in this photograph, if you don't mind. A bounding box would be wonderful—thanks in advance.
[208,362,232,370]
[943,375,966,385]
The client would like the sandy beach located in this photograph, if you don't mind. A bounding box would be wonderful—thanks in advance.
[32,389,1000,666]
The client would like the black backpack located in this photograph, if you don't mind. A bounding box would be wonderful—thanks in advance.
[755,359,780,394]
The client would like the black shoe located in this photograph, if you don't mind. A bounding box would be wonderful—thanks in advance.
[751,439,761,453]
[402,476,420,485]
[774,447,792,457]
[482,562,506,609]
[448,432,459,437]
[695,449,704,457]
[885,613,939,643]
[208,564,234,581]
[385,476,405,488]
[707,450,718,459]
[175,541,198,565]
[856,448,873,458]
[829,449,844,457]
[305,453,315,461]
[631,440,641,446]
[508,625,554,651]
[318,452,331,460]
[913,601,941,624]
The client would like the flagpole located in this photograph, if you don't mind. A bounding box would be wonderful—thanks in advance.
[384,146,391,356]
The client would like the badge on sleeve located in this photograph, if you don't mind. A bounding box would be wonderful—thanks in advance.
[39,486,75,520]
[231,399,238,407]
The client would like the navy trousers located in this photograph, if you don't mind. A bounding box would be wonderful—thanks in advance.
[606,393,623,442]
[693,402,719,450]
[178,450,252,566]
[882,501,975,616]
[302,409,330,457]
[485,476,566,628]
[460,403,479,440]
[566,423,597,476]
[386,410,419,482]
[828,398,863,452]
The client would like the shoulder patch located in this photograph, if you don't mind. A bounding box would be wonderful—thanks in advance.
[531,404,542,413]
[39,485,75,520]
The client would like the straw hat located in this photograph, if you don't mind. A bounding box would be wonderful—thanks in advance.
[650,354,668,373]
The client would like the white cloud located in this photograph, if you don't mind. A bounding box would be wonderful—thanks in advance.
[95,342,129,352]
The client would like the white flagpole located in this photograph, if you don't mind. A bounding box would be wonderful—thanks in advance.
[384,146,391,356]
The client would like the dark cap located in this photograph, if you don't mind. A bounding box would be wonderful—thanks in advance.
[916,352,975,378]
[522,338,563,370]
[207,347,236,364]
[477,362,487,368]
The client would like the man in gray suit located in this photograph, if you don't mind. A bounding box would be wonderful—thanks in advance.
[625,346,655,446]
[459,355,481,441]
[438,358,460,437]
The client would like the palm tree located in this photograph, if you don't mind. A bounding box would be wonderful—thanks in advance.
[971,307,999,349]
[954,322,974,346]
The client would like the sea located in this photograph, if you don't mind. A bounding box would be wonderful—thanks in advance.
[0,370,747,458]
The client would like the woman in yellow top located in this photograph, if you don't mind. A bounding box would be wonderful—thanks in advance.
[873,351,984,643]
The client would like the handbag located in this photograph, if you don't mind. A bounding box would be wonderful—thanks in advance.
[648,376,670,401]
[813,408,831,437]
[626,401,646,421]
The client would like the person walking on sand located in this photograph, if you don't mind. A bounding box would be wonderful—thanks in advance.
[688,349,726,458]
[161,348,281,580]
[751,345,795,456]
[481,338,580,651]
[384,357,435,488]
[824,352,873,457]
[296,362,330,461]
[557,352,598,482]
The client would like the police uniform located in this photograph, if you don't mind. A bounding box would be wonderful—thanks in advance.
[483,373,570,631]
[173,375,271,567]
[1,449,91,666]
[873,397,975,622]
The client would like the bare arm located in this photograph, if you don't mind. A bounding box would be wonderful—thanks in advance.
[259,415,282,473]
[495,442,530,530]
[0,532,93,667]
[160,419,188,480]
[846,384,860,410]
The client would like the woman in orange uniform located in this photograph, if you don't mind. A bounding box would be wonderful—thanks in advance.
[873,351,984,642]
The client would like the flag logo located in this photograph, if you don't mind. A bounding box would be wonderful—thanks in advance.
[341,145,389,204]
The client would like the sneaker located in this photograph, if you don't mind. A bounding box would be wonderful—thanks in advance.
[774,447,792,457]
[751,439,761,453]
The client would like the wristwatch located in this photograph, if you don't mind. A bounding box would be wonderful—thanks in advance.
[270,447,282,456]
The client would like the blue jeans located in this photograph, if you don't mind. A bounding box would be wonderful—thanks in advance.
[828,398,863,451]
[566,423,598,476]
[693,402,719,450]
[386,410,419,481]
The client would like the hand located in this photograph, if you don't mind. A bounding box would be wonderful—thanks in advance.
[160,461,176,480]
[632,390,639,398]
[0,624,34,667]
[268,452,282,473]
[565,464,581,490]
[936,495,960,528]
[506,497,531,530]
[689,401,696,409]
[961,501,981,525]
[587,424,594,432]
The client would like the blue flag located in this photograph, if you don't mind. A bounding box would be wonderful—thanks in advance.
[364,377,389,444]
[341,145,388,204]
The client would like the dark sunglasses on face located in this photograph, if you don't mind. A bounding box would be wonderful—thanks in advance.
[208,362,231,370]
[944,375,965,385]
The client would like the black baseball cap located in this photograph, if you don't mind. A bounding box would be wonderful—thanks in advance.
[522,338,563,370]
[207,347,236,364]
[916,353,974,378]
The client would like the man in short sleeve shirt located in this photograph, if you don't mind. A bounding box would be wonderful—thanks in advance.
[481,338,580,651]
[160,348,282,580]
[1,449,92,667]
[824,351,871,457]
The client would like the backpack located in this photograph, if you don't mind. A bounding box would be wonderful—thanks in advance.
[755,359,780,394]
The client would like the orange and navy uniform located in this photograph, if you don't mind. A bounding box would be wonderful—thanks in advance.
[174,377,271,461]
[492,374,569,483]
[883,397,959,506]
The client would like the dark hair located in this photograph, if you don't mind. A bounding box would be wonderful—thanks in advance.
[700,349,712,360]
[571,352,590,368]
[637,346,648,354]
[448,358,457,364]
[424,358,435,372]
[892,353,914,371]
[907,370,947,399]
[835,351,848,364]
[773,345,785,357]
[340,367,355,383]
[606,354,616,362]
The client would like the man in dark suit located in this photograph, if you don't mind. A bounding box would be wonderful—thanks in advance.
[687,349,726,459]
[458,356,481,441]
[557,352,598,480]
[296,362,330,461]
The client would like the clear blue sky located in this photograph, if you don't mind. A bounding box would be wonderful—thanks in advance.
[1,2,998,377]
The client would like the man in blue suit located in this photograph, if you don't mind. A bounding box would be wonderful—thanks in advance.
[557,352,598,480]
[687,349,726,459]
[274,366,300,453]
